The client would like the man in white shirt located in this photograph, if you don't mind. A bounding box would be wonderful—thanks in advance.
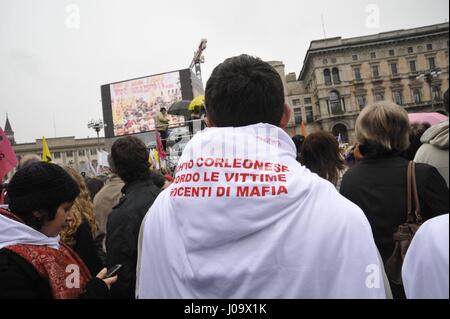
[137,54,386,299]
[402,214,449,299]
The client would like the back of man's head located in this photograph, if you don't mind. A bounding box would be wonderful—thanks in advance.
[111,136,149,184]
[205,54,285,127]
[107,154,117,174]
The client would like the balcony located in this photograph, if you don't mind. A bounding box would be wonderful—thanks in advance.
[351,78,364,85]
[371,76,383,84]
[408,71,420,79]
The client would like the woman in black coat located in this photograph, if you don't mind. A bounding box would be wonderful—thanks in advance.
[0,162,116,299]
[340,102,449,299]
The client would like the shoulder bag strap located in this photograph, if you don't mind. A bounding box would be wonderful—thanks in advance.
[406,161,414,223]
[410,161,423,224]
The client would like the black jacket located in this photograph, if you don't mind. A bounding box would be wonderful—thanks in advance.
[0,248,109,299]
[340,155,449,262]
[105,177,161,299]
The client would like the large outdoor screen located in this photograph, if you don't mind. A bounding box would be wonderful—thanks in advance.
[101,69,200,138]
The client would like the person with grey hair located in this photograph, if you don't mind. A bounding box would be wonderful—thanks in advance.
[17,154,41,170]
[340,101,449,299]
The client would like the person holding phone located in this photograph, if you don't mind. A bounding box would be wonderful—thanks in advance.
[0,162,118,299]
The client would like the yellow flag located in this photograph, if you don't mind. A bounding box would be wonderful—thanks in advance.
[153,149,159,165]
[42,136,52,162]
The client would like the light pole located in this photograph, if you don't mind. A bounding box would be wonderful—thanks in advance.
[416,68,442,111]
[87,119,107,148]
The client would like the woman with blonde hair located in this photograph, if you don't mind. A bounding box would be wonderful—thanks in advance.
[340,101,449,299]
[61,166,104,275]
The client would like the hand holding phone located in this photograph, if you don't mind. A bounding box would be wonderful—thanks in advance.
[105,264,122,278]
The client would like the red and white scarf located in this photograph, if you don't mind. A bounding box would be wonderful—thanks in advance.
[0,209,92,299]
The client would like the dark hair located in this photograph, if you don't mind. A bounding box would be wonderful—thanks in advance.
[292,135,306,157]
[6,162,80,231]
[107,154,116,173]
[149,170,165,189]
[17,206,59,231]
[86,177,105,201]
[205,54,285,127]
[402,122,432,161]
[111,136,150,184]
[300,131,346,186]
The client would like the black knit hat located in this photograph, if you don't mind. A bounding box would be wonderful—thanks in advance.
[7,162,80,213]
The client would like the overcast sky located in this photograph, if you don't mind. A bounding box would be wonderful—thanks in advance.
[0,0,448,143]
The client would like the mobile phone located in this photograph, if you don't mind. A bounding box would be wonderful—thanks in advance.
[105,264,122,278]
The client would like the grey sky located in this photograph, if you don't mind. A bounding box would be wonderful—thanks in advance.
[0,0,448,143]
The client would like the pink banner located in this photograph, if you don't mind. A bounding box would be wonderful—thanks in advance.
[0,128,18,181]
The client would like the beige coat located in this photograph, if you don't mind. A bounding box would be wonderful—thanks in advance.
[155,111,169,132]
[93,174,125,237]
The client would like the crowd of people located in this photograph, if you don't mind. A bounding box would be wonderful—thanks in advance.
[0,54,448,299]
[113,96,183,137]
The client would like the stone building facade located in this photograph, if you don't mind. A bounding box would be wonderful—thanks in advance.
[12,136,106,174]
[277,23,449,143]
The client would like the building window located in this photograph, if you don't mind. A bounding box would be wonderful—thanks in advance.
[374,92,385,102]
[90,149,97,155]
[409,60,417,73]
[428,57,436,69]
[372,65,380,78]
[324,69,332,85]
[393,91,404,105]
[356,96,366,110]
[329,91,344,115]
[305,106,314,123]
[408,47,414,53]
[352,55,358,61]
[332,68,341,84]
[426,43,433,51]
[292,99,301,107]
[354,68,362,81]
[389,49,395,57]
[390,63,398,76]
[432,86,441,100]
[66,151,73,158]
[54,152,61,159]
[78,150,85,157]
[370,52,377,59]
[412,88,422,104]
[304,97,312,105]
[293,107,302,125]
